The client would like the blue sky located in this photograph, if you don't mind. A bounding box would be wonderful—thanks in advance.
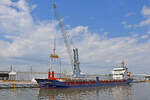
[0,0,150,74]
[29,0,149,37]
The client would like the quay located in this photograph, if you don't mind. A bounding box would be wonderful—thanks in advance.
[132,79,145,83]
[0,80,38,88]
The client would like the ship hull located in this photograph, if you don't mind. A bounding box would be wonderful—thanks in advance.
[35,78,133,88]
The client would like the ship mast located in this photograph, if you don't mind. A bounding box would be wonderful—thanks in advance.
[120,61,126,68]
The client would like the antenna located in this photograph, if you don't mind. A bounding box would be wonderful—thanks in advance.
[10,65,13,72]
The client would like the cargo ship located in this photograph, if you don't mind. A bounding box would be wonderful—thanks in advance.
[35,48,133,88]
[36,74,133,88]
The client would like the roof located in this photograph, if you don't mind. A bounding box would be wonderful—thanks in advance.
[0,71,9,74]
[145,75,150,78]
[112,67,125,71]
[9,71,16,75]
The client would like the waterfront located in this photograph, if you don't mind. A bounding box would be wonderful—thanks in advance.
[0,82,150,100]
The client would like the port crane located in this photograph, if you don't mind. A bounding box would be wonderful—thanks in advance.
[52,0,81,77]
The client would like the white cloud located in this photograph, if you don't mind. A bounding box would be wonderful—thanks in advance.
[122,5,150,44]
[125,12,133,17]
[141,6,150,17]
[139,6,150,27]
[122,6,150,28]
[132,33,139,38]
[68,26,88,37]
[122,21,133,28]
[141,34,148,39]
[147,31,150,34]
[0,0,12,5]
[139,19,150,27]
[0,0,150,74]
[0,0,33,35]
[140,30,150,39]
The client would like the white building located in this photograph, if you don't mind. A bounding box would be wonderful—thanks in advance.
[9,71,16,80]
[145,75,150,80]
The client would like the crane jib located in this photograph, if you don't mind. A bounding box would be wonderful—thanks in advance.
[52,1,81,77]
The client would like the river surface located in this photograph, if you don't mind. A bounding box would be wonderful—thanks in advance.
[0,83,150,100]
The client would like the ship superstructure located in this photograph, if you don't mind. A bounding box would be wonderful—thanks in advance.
[112,61,130,80]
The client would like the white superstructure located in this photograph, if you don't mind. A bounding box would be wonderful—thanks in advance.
[112,61,130,80]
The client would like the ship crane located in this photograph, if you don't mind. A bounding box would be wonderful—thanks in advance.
[52,0,81,77]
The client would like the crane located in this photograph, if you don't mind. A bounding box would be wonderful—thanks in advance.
[52,0,81,77]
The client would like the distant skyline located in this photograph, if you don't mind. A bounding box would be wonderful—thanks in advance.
[0,0,150,74]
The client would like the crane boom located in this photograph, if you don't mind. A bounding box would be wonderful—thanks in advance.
[52,3,74,69]
[52,1,81,77]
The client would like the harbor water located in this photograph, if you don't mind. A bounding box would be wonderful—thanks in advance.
[0,82,150,100]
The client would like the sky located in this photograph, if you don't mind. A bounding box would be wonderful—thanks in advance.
[0,0,150,74]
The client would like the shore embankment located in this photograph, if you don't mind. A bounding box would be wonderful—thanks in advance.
[0,80,38,88]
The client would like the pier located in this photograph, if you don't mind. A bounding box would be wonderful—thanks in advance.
[0,80,38,88]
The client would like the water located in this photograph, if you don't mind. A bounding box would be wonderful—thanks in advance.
[0,83,150,100]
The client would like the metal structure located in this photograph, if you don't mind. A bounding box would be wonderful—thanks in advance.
[52,0,81,77]
[73,48,81,77]
[50,37,59,60]
[49,37,60,75]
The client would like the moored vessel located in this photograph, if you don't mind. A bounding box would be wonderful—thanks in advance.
[35,61,133,88]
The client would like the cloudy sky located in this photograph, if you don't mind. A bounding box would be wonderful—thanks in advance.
[0,0,150,74]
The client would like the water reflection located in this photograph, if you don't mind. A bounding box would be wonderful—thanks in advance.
[0,83,150,100]
[38,85,132,100]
